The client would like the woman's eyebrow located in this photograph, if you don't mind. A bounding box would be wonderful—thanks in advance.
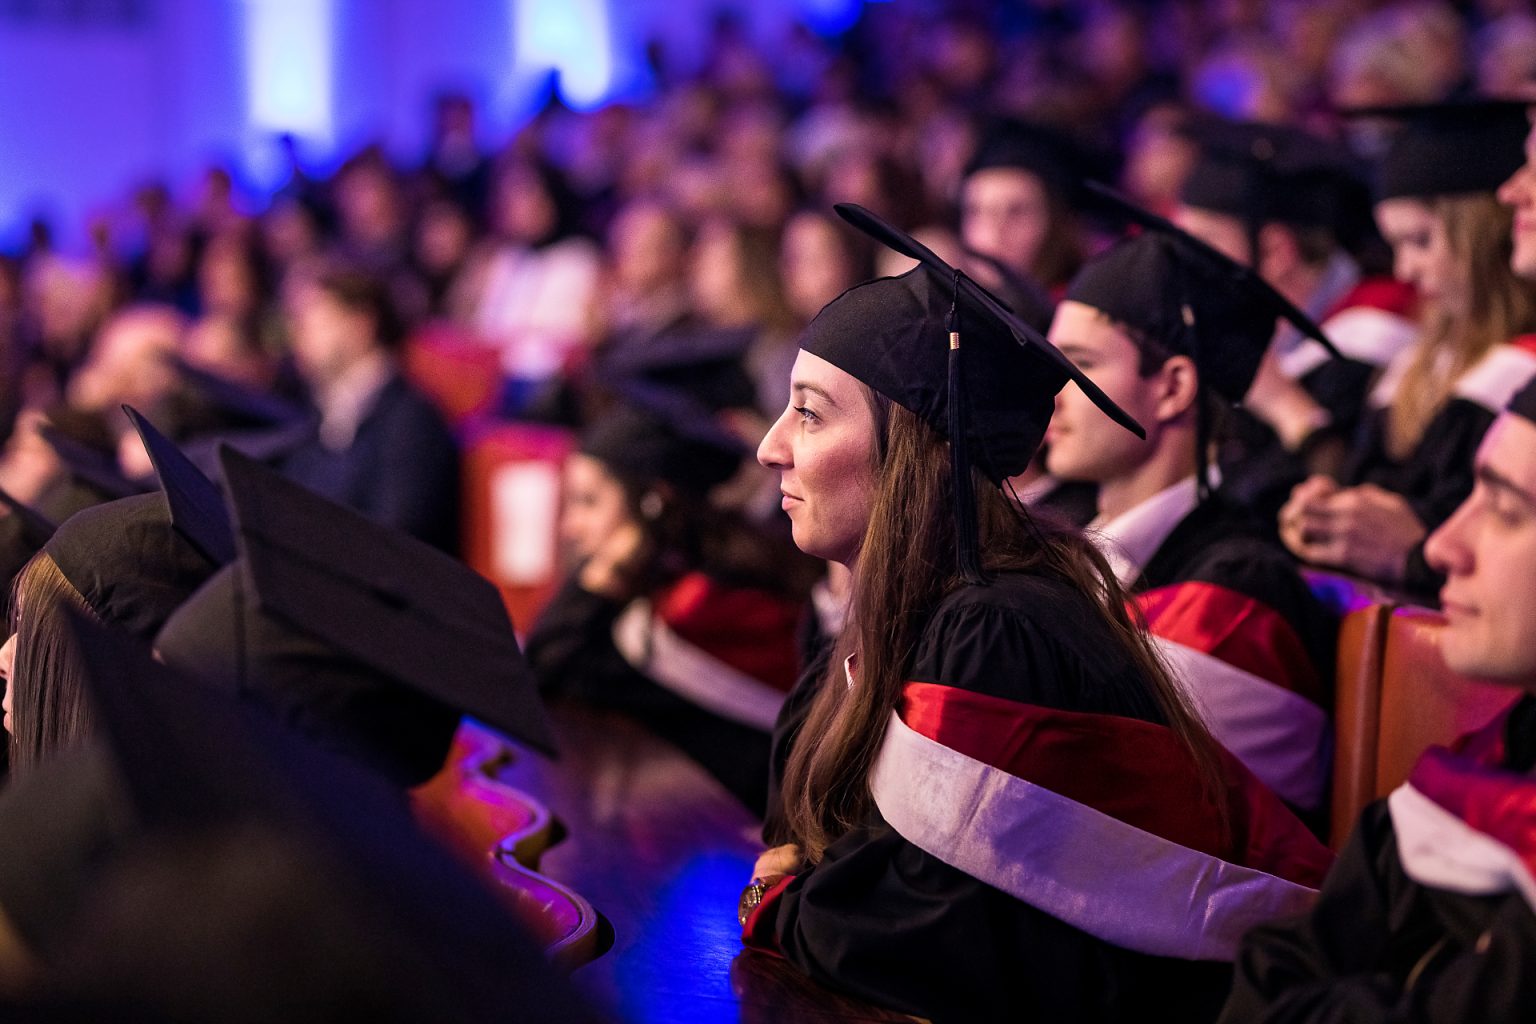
[791,381,839,408]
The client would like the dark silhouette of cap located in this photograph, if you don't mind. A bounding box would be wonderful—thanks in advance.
[122,406,236,566]
[39,608,597,1024]
[155,446,556,783]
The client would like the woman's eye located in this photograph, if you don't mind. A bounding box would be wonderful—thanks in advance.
[794,405,820,423]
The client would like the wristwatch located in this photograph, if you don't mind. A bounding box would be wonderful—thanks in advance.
[738,877,774,926]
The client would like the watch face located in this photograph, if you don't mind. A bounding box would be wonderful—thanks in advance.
[738,880,769,926]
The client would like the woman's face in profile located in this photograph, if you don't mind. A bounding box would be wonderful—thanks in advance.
[1376,197,1458,313]
[1,632,16,736]
[560,454,634,563]
[757,350,879,568]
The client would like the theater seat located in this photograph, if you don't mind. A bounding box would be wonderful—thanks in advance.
[404,323,504,427]
[461,422,574,631]
[1373,607,1519,800]
[1328,601,1394,849]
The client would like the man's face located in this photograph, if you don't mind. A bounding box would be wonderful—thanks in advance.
[1044,301,1159,484]
[1425,413,1536,688]
[960,168,1052,280]
[1498,117,1536,279]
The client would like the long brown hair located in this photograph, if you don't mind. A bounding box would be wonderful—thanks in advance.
[782,394,1228,863]
[7,554,99,778]
[1387,193,1536,457]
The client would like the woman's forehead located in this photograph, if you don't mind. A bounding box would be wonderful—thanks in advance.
[790,349,862,400]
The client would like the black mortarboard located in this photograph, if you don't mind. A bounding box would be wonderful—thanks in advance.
[155,446,555,783]
[598,324,759,413]
[168,355,309,431]
[1342,98,1530,200]
[0,486,56,593]
[122,406,236,566]
[964,118,1109,206]
[810,202,1143,579]
[45,610,597,1024]
[41,492,222,640]
[580,381,748,495]
[1178,119,1365,235]
[1074,183,1341,492]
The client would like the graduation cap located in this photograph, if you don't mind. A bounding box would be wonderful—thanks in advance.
[1178,119,1364,229]
[964,117,1112,206]
[580,379,749,496]
[1072,183,1342,496]
[154,446,556,788]
[811,202,1143,580]
[0,486,56,594]
[43,609,598,1024]
[598,324,759,413]
[122,406,236,566]
[41,488,225,642]
[1340,98,1531,200]
[167,354,310,431]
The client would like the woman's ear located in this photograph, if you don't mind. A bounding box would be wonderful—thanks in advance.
[1153,354,1201,424]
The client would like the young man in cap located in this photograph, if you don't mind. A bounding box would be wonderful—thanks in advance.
[1221,379,1536,1021]
[1046,195,1336,816]
[1176,121,1419,503]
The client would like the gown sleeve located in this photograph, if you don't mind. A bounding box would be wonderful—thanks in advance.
[1220,800,1536,1022]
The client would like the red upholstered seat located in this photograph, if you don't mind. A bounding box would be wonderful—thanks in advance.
[1328,602,1393,849]
[403,324,504,427]
[1373,607,1519,800]
[460,421,575,632]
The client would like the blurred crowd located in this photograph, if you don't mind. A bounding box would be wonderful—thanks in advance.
[0,0,1532,571]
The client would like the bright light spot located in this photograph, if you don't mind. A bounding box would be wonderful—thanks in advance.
[512,0,614,110]
[800,0,865,37]
[242,0,334,139]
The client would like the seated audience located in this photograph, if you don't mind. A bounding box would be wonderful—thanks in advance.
[1280,100,1536,597]
[1222,376,1536,1022]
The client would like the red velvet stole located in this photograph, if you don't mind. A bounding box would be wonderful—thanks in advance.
[897,681,1333,888]
[1136,581,1324,706]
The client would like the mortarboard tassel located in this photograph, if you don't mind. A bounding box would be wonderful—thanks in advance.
[947,270,986,585]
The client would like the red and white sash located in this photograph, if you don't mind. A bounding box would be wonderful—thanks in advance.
[1389,707,1536,912]
[1141,581,1331,811]
[613,599,788,731]
[869,682,1331,961]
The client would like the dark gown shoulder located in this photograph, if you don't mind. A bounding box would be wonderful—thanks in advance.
[524,572,778,816]
[1223,795,1536,1022]
[754,571,1234,1023]
[279,374,461,552]
[910,572,1166,723]
[1137,497,1337,683]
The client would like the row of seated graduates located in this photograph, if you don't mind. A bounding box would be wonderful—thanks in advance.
[0,403,614,1017]
[0,70,1529,1024]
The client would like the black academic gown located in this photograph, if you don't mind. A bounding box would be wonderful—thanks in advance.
[751,573,1235,1024]
[278,374,460,553]
[1220,698,1536,1022]
[1340,395,1493,599]
[524,574,784,817]
[1136,496,1337,695]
